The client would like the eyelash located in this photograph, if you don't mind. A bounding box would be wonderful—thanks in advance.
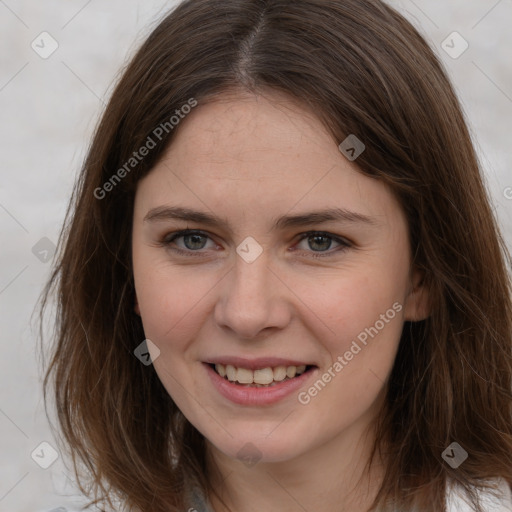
[159,229,352,259]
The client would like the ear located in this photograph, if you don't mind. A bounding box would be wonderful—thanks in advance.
[403,267,430,322]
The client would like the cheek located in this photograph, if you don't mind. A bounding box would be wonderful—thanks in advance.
[302,271,405,412]
[302,269,405,351]
[133,262,216,348]
[299,275,404,428]
[133,266,211,401]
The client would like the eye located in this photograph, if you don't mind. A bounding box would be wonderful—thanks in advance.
[294,231,351,258]
[160,229,217,256]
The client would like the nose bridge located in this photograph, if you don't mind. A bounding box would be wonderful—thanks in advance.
[215,247,287,338]
[233,250,271,298]
[229,248,274,311]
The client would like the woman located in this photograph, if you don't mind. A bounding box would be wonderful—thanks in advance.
[39,0,512,511]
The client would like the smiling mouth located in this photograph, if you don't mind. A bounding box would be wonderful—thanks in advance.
[209,363,316,387]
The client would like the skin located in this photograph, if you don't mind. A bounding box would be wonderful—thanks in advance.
[132,90,430,512]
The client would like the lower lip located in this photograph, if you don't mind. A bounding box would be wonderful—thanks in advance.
[204,363,318,406]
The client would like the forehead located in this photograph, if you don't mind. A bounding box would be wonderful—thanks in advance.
[134,92,403,233]
[164,92,336,172]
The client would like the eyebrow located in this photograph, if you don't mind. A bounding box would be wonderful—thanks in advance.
[143,205,378,231]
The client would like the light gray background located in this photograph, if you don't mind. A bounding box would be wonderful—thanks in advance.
[0,1,511,511]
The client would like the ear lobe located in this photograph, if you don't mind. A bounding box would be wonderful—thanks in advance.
[403,268,430,322]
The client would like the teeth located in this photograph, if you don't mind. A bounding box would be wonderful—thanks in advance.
[214,363,309,385]
[286,366,296,378]
[273,365,287,381]
[216,363,226,378]
[253,367,274,385]
[226,364,236,381]
[236,367,254,384]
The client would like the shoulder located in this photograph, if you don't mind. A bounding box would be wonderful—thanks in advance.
[446,477,512,512]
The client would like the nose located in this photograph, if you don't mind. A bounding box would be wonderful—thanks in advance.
[214,250,291,340]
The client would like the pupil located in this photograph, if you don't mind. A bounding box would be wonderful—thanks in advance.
[184,234,206,250]
[309,235,331,251]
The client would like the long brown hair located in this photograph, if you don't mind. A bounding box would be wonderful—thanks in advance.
[38,0,512,510]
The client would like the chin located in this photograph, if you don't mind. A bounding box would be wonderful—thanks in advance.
[205,428,307,465]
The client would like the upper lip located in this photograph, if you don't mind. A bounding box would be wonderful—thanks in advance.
[204,356,315,370]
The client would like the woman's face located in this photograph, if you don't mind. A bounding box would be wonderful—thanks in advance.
[131,91,428,465]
